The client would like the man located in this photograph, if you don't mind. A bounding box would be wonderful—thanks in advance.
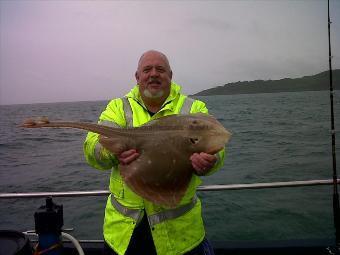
[84,50,226,255]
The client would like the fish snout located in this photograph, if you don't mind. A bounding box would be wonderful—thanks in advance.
[205,129,232,154]
[222,129,232,143]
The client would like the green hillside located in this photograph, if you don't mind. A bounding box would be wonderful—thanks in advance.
[193,70,340,96]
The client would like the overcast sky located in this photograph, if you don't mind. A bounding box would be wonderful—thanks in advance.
[1,0,339,105]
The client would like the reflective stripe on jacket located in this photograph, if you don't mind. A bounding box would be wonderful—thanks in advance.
[83,82,225,255]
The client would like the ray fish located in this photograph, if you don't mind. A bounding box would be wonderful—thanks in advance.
[21,113,231,207]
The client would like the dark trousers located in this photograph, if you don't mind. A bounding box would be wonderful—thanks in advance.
[104,214,156,255]
[103,215,214,255]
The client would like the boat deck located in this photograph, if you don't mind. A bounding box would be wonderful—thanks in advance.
[59,239,336,255]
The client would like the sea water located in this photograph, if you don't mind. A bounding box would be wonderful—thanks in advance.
[0,91,339,241]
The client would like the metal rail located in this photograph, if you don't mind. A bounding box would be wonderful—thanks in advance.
[0,179,338,199]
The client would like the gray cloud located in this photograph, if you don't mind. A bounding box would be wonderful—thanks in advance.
[0,0,339,105]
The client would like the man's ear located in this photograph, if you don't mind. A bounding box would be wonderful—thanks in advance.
[135,71,139,81]
[170,70,173,80]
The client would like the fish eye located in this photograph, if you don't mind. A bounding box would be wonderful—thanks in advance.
[190,138,199,144]
[189,120,200,130]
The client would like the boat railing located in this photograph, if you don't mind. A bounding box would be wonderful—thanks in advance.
[0,178,338,199]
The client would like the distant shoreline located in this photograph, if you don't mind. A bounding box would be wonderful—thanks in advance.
[193,70,340,96]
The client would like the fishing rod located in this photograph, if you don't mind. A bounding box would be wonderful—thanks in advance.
[328,0,340,247]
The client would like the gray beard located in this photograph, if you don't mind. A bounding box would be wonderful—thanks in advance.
[143,89,164,99]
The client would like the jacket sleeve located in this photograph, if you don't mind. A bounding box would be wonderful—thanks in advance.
[190,99,226,176]
[83,99,125,170]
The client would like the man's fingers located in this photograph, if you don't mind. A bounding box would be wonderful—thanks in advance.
[120,149,138,158]
[199,152,217,163]
[190,152,217,175]
[191,154,207,168]
[191,153,215,168]
[118,150,139,165]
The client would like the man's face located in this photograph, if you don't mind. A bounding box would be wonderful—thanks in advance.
[135,52,172,100]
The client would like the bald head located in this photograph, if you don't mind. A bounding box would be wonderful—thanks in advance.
[137,50,172,72]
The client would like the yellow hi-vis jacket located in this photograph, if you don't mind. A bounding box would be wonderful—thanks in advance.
[83,82,225,255]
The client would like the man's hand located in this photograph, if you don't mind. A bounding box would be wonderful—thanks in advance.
[190,152,217,176]
[98,135,139,165]
[118,149,139,165]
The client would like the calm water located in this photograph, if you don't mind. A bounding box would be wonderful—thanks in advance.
[0,91,339,242]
